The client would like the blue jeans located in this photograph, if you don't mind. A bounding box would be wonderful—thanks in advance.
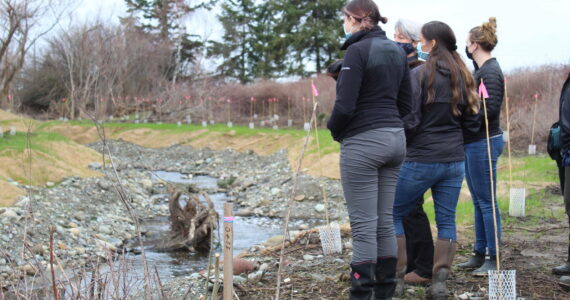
[393,161,465,241]
[465,135,504,256]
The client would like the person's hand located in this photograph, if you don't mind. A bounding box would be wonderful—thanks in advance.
[327,60,343,81]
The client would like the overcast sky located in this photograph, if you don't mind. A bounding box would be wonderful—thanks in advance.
[67,0,570,72]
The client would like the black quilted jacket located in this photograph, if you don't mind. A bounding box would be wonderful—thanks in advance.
[559,73,570,153]
[464,58,504,144]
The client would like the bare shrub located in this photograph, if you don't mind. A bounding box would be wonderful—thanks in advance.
[505,64,570,151]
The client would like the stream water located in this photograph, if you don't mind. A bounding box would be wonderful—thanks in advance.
[122,171,283,286]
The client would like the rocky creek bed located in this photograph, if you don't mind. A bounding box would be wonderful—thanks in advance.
[0,139,348,296]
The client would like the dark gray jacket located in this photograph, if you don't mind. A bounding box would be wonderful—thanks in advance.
[405,63,481,162]
[327,26,412,142]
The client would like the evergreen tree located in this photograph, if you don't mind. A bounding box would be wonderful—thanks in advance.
[212,0,344,80]
[124,0,216,39]
[124,0,217,78]
[273,0,345,76]
[208,0,257,83]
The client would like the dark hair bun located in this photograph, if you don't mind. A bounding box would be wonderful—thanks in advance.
[379,16,388,24]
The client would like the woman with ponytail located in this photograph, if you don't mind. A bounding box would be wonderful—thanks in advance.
[327,0,412,298]
[457,17,505,277]
[392,21,480,300]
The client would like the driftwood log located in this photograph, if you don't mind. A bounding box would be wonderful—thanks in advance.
[155,189,218,253]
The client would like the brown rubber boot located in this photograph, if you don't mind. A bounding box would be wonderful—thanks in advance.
[430,238,457,300]
[395,236,407,296]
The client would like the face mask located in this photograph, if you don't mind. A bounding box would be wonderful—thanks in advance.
[465,46,474,60]
[396,42,415,55]
[343,23,353,39]
[417,43,429,61]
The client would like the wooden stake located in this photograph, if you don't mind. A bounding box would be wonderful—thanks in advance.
[301,97,307,124]
[530,93,539,146]
[212,253,221,299]
[275,100,319,300]
[505,79,513,187]
[250,97,254,123]
[481,79,501,271]
[223,203,234,300]
[310,79,330,225]
[287,97,291,120]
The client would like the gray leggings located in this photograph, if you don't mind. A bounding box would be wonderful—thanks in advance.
[340,128,406,263]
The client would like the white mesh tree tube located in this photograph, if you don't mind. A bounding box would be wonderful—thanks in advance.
[318,222,342,255]
[509,188,526,217]
[488,270,516,300]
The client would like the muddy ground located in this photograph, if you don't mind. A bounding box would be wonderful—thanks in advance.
[163,187,570,300]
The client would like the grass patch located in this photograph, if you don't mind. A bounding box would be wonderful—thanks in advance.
[40,120,342,154]
[0,131,70,154]
[498,155,558,183]
[422,155,562,228]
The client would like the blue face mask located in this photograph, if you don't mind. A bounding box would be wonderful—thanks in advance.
[417,43,430,61]
[344,23,353,39]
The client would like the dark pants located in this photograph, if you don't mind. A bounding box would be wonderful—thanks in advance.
[564,166,570,262]
[557,157,565,194]
[403,196,434,278]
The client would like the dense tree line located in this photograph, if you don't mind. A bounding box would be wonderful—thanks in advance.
[9,0,346,116]
[209,0,346,83]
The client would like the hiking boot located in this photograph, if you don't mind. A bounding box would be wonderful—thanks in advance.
[394,236,407,297]
[559,276,570,291]
[404,271,430,285]
[430,239,456,300]
[472,256,498,277]
[553,262,570,275]
[349,262,376,300]
[375,257,397,300]
[457,251,485,269]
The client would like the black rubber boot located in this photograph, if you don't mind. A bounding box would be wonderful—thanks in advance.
[457,251,485,269]
[553,262,570,275]
[395,236,407,297]
[472,256,498,277]
[349,262,376,300]
[375,257,397,300]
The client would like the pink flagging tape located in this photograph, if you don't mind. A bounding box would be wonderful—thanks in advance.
[224,217,235,223]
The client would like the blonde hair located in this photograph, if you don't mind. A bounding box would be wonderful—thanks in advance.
[469,17,498,52]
